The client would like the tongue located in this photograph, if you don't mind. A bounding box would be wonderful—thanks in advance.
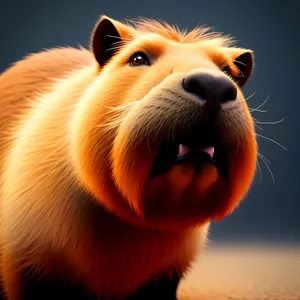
[179,144,215,157]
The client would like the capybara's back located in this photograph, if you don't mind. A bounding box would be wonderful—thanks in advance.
[0,47,93,170]
[0,16,257,299]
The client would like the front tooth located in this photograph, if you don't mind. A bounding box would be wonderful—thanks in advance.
[178,144,192,156]
[200,146,215,158]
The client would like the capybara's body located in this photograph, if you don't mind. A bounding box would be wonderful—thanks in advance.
[0,16,257,299]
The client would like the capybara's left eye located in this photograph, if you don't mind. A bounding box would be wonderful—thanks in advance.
[222,65,232,77]
[129,52,150,67]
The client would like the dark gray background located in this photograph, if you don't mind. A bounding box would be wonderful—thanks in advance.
[1,0,299,244]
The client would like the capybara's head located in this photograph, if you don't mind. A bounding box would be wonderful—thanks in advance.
[72,16,257,230]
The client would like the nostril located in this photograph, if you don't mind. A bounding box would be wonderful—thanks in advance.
[182,78,186,90]
[182,76,207,99]
[221,85,237,103]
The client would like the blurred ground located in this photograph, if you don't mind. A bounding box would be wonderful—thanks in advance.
[178,243,300,300]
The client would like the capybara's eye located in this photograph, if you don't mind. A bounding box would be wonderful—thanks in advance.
[129,52,150,67]
[222,65,232,77]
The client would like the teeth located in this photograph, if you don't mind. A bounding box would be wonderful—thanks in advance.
[201,146,215,157]
[178,144,215,158]
[178,145,191,156]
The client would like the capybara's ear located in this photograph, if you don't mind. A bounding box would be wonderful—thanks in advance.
[91,16,134,67]
[225,48,254,87]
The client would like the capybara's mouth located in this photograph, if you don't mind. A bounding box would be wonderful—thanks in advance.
[150,129,228,180]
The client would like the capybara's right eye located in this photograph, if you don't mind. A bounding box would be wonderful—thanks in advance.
[129,52,150,67]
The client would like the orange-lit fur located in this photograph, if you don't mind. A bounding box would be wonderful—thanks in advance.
[0,16,257,299]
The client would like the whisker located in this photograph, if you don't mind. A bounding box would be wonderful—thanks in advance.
[254,123,263,131]
[255,117,285,125]
[258,153,275,184]
[105,45,124,53]
[251,93,270,112]
[245,92,257,102]
[104,100,139,113]
[256,93,270,110]
[234,59,247,67]
[256,159,263,185]
[256,133,287,151]
[95,101,139,132]
[104,40,128,53]
[250,108,267,113]
[106,35,123,40]
[258,152,272,165]
[110,40,127,46]
[105,35,132,42]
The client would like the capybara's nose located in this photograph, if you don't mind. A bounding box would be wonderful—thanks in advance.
[182,72,237,111]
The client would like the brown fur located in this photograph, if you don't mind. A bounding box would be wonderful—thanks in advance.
[0,16,257,299]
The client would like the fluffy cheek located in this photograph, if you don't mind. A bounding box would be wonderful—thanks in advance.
[211,96,257,220]
[73,67,173,224]
[71,70,150,224]
[111,111,159,219]
[223,117,257,218]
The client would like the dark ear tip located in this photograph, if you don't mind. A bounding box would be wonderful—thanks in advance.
[234,51,254,87]
[91,16,116,50]
[91,16,111,42]
[91,17,121,67]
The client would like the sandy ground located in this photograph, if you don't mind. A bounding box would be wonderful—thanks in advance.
[177,243,300,300]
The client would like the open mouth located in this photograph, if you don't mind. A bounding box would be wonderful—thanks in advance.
[150,131,228,180]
